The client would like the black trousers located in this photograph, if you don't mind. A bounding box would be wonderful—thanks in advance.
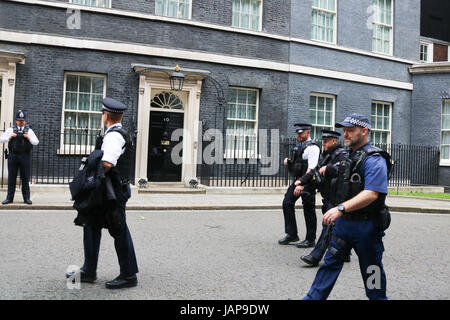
[308,199,334,260]
[282,182,317,241]
[7,153,31,201]
[82,186,138,277]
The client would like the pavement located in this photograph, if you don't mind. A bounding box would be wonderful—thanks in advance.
[0,185,449,214]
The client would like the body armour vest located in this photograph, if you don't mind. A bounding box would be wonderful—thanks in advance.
[288,140,320,179]
[346,144,392,215]
[95,126,134,184]
[319,145,347,203]
[8,125,33,154]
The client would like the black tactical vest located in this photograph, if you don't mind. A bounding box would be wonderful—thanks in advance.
[288,140,320,179]
[319,145,347,203]
[346,144,392,215]
[95,126,134,184]
[8,125,33,154]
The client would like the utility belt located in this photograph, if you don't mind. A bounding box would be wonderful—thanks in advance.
[342,212,375,221]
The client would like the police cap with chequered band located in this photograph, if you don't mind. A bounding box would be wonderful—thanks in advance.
[102,97,128,114]
[335,113,371,130]
[294,123,312,134]
[321,129,341,140]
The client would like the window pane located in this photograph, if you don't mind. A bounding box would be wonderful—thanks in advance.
[317,97,325,111]
[227,105,236,118]
[155,0,166,15]
[179,3,189,19]
[442,131,450,144]
[443,115,450,130]
[228,89,237,103]
[92,77,104,94]
[241,0,250,14]
[65,112,77,128]
[443,100,450,115]
[78,93,91,111]
[237,90,247,104]
[92,94,103,112]
[226,120,235,132]
[240,14,249,29]
[78,113,89,129]
[325,98,332,111]
[65,92,78,110]
[237,104,246,119]
[247,90,257,104]
[79,76,91,93]
[325,111,332,125]
[168,1,178,17]
[251,0,260,15]
[232,0,240,11]
[232,13,239,27]
[442,145,449,160]
[90,113,102,129]
[66,75,78,92]
[247,105,256,120]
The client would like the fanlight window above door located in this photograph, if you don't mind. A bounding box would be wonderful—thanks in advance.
[151,91,184,110]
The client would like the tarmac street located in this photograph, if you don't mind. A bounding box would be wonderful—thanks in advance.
[0,209,449,300]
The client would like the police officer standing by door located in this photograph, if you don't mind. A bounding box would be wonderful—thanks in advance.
[304,114,391,300]
[67,97,139,289]
[279,123,320,248]
[294,130,350,266]
[0,110,39,205]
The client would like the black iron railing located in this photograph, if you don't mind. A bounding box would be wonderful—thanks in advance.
[0,122,136,187]
[198,136,441,188]
[0,123,441,188]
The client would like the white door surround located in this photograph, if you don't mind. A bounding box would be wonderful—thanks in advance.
[0,50,25,125]
[134,68,204,186]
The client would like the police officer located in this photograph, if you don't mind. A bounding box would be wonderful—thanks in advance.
[294,130,351,266]
[279,123,320,248]
[67,97,139,289]
[0,110,39,205]
[304,114,390,300]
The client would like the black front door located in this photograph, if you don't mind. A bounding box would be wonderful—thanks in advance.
[148,111,184,182]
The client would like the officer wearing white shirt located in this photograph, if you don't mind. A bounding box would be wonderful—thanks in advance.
[71,97,139,289]
[0,110,39,205]
[279,123,320,248]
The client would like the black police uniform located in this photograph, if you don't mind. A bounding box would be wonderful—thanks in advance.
[70,97,139,289]
[2,111,37,205]
[304,114,391,300]
[279,124,320,247]
[298,130,350,266]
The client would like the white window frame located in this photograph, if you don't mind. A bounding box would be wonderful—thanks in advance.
[441,99,450,166]
[232,0,263,32]
[420,41,433,63]
[372,0,394,56]
[311,0,337,45]
[69,0,111,8]
[370,101,392,145]
[309,93,336,141]
[225,87,259,159]
[59,72,107,155]
[155,0,193,20]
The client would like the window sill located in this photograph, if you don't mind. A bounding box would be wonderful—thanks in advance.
[439,160,450,167]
